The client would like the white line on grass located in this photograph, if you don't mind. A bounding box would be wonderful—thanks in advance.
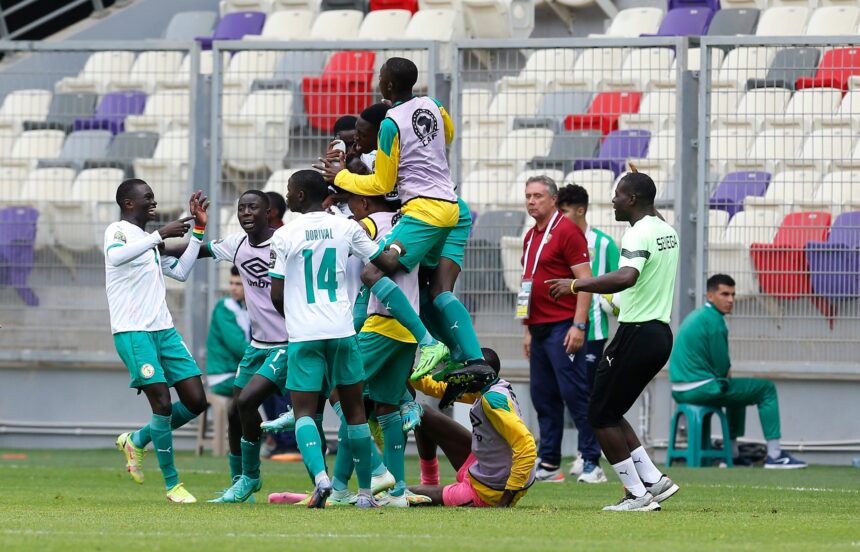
[1,529,436,540]
[693,484,860,494]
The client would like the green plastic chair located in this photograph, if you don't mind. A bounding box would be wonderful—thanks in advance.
[666,403,734,468]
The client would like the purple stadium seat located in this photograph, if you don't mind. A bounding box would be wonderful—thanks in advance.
[572,129,651,177]
[0,206,39,306]
[196,11,266,50]
[648,7,714,36]
[73,91,147,135]
[669,0,719,11]
[807,211,860,300]
[709,171,771,220]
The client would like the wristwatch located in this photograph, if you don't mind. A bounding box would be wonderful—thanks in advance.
[573,322,587,331]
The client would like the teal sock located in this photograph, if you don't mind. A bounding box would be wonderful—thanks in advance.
[377,411,406,497]
[347,423,373,491]
[353,285,370,332]
[422,301,465,361]
[434,291,483,362]
[150,414,179,490]
[313,413,327,468]
[371,277,435,346]
[240,438,262,479]
[228,453,242,482]
[295,416,327,480]
[132,402,198,448]
[332,414,354,491]
[371,444,387,477]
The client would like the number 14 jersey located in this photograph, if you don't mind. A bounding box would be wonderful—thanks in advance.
[269,211,382,343]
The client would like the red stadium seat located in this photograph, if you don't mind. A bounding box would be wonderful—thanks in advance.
[302,51,376,132]
[370,0,418,13]
[795,47,860,91]
[750,211,832,298]
[564,91,642,135]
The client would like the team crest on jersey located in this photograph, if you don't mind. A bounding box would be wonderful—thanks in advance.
[269,249,277,270]
[412,109,438,146]
[114,231,126,243]
[140,364,155,379]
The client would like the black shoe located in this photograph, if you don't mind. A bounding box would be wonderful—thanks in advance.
[444,360,496,386]
[732,455,755,467]
[438,380,468,410]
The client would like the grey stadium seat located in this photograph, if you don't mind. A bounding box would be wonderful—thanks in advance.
[707,8,760,36]
[251,51,330,129]
[82,130,159,178]
[746,47,821,91]
[321,0,368,12]
[37,130,112,172]
[22,92,98,134]
[164,11,218,41]
[462,210,528,297]
[527,130,603,174]
[513,91,593,133]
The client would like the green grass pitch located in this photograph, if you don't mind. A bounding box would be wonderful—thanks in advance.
[1,449,859,551]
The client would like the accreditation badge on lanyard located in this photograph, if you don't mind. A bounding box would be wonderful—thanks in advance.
[515,211,559,320]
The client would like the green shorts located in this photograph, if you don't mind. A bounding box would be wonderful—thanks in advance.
[209,375,236,397]
[358,331,416,406]
[434,197,472,269]
[287,336,363,393]
[379,215,453,272]
[114,328,201,389]
[235,344,289,395]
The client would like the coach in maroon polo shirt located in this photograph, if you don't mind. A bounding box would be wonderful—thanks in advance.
[520,175,605,483]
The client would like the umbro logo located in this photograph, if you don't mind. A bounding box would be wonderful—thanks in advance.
[241,257,269,279]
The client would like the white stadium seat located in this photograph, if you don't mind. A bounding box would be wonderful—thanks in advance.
[786,129,856,173]
[733,128,805,173]
[50,168,126,252]
[359,9,412,40]
[592,7,664,38]
[555,48,624,91]
[245,10,316,41]
[310,10,363,40]
[474,91,543,137]
[768,88,843,132]
[460,88,493,131]
[462,0,534,40]
[755,6,810,36]
[796,170,860,212]
[223,90,294,173]
[709,127,754,175]
[479,128,553,173]
[708,209,730,243]
[0,90,52,134]
[600,48,675,91]
[618,90,676,132]
[716,88,792,131]
[498,49,578,92]
[633,131,676,174]
[18,167,76,202]
[712,47,775,90]
[460,169,515,207]
[133,129,190,211]
[745,170,821,214]
[0,130,66,171]
[563,169,616,205]
[0,166,29,204]
[805,5,860,35]
[124,90,191,135]
[263,168,300,193]
[55,51,136,94]
[399,10,464,84]
[271,0,321,12]
[223,50,281,92]
[220,0,272,14]
[107,51,184,94]
[814,90,860,132]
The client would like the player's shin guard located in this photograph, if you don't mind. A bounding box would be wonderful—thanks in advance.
[347,423,373,494]
[295,416,327,481]
[371,277,435,346]
[150,414,179,489]
[240,438,262,479]
[332,410,354,491]
[433,292,484,362]
[421,289,464,361]
[132,401,198,448]
[313,413,328,472]
[377,411,406,497]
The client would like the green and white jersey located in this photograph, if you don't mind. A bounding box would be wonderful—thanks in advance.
[586,226,620,340]
[617,215,679,324]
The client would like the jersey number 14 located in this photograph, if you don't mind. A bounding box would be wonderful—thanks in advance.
[302,248,338,304]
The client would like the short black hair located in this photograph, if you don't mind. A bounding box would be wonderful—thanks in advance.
[230,266,240,276]
[481,347,501,376]
[360,103,391,129]
[266,191,286,219]
[384,57,418,91]
[116,178,148,206]
[290,169,329,203]
[241,189,269,208]
[707,273,736,291]
[557,183,589,209]
[333,115,358,136]
[619,172,657,205]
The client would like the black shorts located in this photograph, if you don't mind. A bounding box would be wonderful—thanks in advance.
[587,321,673,428]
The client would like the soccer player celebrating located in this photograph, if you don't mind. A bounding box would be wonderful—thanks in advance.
[107,179,209,504]
[547,169,680,512]
[316,57,494,385]
[268,170,402,508]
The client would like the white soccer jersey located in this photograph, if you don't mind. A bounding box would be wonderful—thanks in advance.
[269,211,382,342]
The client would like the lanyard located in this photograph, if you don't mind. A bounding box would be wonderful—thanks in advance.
[522,211,560,279]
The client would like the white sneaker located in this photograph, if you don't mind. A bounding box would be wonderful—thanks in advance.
[534,465,565,483]
[602,491,660,512]
[375,491,409,507]
[568,454,584,477]
[577,462,608,484]
[371,470,396,494]
[644,475,680,503]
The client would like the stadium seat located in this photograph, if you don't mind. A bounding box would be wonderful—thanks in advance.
[618,90,676,132]
[461,88,494,132]
[107,51,184,94]
[358,9,411,39]
[498,49,578,93]
[0,130,66,171]
[394,9,463,82]
[786,129,856,174]
[648,7,713,36]
[370,0,418,12]
[163,11,218,40]
[51,168,126,253]
[460,169,515,207]
[813,90,860,132]
[322,0,368,12]
[251,50,329,128]
[244,10,316,40]
[124,91,190,135]
[220,0,271,14]
[751,211,832,298]
[807,211,860,300]
[302,50,376,132]
[271,0,323,12]
[196,11,266,49]
[713,47,776,89]
[563,169,616,205]
[478,128,553,173]
[836,139,860,170]
[72,91,147,135]
[755,6,809,36]
[513,91,592,132]
[767,88,842,132]
[223,51,281,95]
[36,130,112,173]
[709,127,752,175]
[82,130,159,178]
[795,47,860,91]
[461,0,534,40]
[708,209,730,242]
[600,48,675,91]
[632,130,675,174]
[55,51,136,95]
[463,209,526,296]
[262,168,300,193]
[309,9,364,39]
[565,91,643,136]
[223,90,294,173]
[132,129,190,211]
[154,51,227,90]
[687,47,724,73]
[0,205,40,306]
[18,167,76,203]
[734,128,805,173]
[0,167,29,204]
[745,170,821,216]
[706,8,760,35]
[586,204,627,243]
[475,91,544,137]
[526,129,602,174]
[590,7,663,37]
[554,48,625,91]
[0,90,52,135]
[746,47,820,91]
[719,0,760,8]
[797,171,860,213]
[716,88,792,131]
[573,128,650,177]
[805,5,860,35]
[709,171,771,219]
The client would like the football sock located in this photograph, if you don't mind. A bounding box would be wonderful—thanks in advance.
[240,438,261,480]
[433,291,483,362]
[371,277,435,346]
[420,457,440,486]
[132,401,197,448]
[731,439,740,458]
[347,423,373,496]
[368,417,385,450]
[767,439,781,459]
[630,446,663,485]
[331,410,353,492]
[295,416,327,481]
[228,453,242,482]
[353,286,370,333]
[611,457,646,498]
[149,414,179,490]
[313,413,328,472]
[421,295,464,360]
[378,411,406,497]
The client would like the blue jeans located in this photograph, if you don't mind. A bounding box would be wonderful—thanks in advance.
[529,320,601,465]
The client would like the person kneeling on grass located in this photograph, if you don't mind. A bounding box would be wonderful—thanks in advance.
[409,348,537,507]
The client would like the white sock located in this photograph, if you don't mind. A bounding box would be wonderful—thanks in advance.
[314,472,330,486]
[611,457,647,498]
[767,439,781,459]
[731,439,740,458]
[630,446,663,485]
